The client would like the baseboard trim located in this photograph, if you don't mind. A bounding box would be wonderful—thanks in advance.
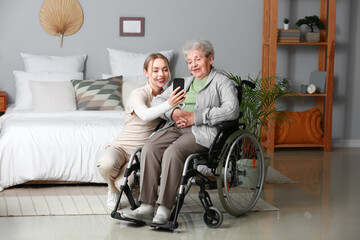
[332,140,360,148]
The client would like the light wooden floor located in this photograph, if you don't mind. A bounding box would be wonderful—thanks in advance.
[0,184,278,217]
[1,147,359,240]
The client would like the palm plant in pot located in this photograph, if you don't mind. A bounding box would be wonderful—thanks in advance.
[296,15,325,42]
[223,72,293,142]
[222,71,294,180]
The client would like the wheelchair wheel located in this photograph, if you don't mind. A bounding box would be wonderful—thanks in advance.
[203,207,223,228]
[217,131,265,216]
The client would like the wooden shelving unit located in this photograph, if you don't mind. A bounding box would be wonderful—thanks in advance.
[261,0,336,152]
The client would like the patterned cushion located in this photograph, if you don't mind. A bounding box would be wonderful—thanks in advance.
[71,76,124,110]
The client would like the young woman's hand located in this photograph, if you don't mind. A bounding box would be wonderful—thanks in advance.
[167,87,186,107]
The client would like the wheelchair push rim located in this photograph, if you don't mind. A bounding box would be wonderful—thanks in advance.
[217,131,265,216]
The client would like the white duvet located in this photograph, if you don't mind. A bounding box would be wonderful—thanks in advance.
[0,108,125,191]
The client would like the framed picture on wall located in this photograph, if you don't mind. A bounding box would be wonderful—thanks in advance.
[119,17,145,37]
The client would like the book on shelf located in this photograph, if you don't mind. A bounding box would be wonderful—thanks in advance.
[278,36,299,40]
[278,32,300,37]
[278,29,300,42]
[278,39,300,43]
[278,37,300,43]
[278,29,300,33]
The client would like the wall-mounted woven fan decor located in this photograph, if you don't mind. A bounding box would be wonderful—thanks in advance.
[40,0,84,47]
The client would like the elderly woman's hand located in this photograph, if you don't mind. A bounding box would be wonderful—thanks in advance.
[172,109,194,128]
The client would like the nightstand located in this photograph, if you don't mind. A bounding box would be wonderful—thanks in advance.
[0,91,7,116]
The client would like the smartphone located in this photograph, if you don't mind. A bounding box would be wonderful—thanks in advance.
[173,78,185,92]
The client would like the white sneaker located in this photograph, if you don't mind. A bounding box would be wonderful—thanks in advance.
[152,205,171,225]
[122,204,154,222]
[106,190,120,210]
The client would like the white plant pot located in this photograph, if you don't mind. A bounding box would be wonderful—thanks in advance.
[236,157,271,189]
[305,32,320,42]
[284,23,289,30]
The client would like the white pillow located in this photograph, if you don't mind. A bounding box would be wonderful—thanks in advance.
[29,81,77,112]
[20,53,87,73]
[107,48,173,76]
[102,74,148,107]
[13,71,84,110]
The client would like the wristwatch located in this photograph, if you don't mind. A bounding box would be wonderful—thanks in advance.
[307,83,316,94]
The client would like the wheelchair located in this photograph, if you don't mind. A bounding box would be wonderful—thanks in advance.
[110,80,266,230]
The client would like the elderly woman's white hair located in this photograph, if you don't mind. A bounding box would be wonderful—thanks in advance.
[182,39,215,61]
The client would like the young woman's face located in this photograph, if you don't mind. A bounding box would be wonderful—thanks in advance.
[145,58,170,89]
[186,49,213,79]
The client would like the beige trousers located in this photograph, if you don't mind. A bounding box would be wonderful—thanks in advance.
[97,146,131,193]
[139,126,207,209]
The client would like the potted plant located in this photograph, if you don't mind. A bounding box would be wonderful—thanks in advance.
[276,77,290,91]
[283,18,290,30]
[223,72,292,142]
[296,15,325,42]
[222,71,294,181]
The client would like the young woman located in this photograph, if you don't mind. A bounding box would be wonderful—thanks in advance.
[97,53,185,209]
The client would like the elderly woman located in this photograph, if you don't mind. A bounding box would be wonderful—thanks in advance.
[123,39,239,224]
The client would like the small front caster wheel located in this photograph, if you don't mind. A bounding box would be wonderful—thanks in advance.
[203,207,223,228]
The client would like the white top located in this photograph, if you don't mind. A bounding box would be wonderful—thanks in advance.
[109,83,173,154]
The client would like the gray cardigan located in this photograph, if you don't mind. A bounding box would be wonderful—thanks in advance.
[151,68,239,148]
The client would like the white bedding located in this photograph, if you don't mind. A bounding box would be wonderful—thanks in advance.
[0,107,125,191]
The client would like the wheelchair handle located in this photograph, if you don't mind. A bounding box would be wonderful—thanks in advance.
[241,80,256,89]
[237,79,255,107]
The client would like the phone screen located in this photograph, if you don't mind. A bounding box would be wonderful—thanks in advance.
[173,78,184,92]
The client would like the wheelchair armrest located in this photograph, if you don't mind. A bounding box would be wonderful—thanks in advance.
[217,120,239,129]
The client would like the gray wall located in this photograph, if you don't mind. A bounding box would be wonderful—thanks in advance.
[0,0,359,146]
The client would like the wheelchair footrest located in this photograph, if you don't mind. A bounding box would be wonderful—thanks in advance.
[111,211,147,225]
[148,221,178,230]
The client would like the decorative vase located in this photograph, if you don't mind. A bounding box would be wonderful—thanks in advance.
[305,32,320,42]
[284,23,289,30]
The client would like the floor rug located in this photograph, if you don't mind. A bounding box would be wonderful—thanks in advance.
[265,167,298,184]
[0,185,278,217]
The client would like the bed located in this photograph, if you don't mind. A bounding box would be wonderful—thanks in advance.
[0,108,124,191]
[0,49,173,191]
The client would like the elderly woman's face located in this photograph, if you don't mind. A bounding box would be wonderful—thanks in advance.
[186,49,213,79]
